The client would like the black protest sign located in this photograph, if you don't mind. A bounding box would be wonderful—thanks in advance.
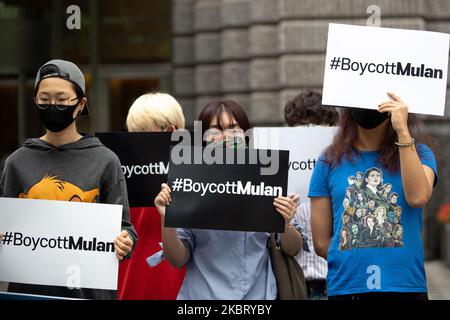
[165,147,289,233]
[96,132,171,207]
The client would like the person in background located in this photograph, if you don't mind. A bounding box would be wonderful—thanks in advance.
[284,90,339,300]
[125,93,185,133]
[118,92,186,300]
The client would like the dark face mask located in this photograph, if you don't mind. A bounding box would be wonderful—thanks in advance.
[35,103,80,132]
[350,108,389,129]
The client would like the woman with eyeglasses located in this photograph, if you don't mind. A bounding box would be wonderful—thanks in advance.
[0,59,137,299]
[153,99,307,300]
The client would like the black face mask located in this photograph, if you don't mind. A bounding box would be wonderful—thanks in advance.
[35,103,80,132]
[350,108,389,129]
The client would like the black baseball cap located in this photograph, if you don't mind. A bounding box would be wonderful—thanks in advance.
[34,59,89,116]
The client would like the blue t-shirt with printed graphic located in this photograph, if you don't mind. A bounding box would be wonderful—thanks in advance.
[308,144,437,296]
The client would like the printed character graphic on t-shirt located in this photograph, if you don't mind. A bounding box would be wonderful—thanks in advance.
[19,174,99,203]
[339,167,404,250]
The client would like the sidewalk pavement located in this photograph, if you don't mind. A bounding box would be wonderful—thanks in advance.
[1,261,449,299]
[425,259,450,300]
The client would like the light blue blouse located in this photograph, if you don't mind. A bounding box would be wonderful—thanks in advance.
[147,217,308,300]
[177,228,276,300]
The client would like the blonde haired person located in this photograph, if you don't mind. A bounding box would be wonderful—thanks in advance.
[118,92,187,300]
[126,92,185,132]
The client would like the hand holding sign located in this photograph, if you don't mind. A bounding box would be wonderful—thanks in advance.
[0,198,122,290]
[155,183,172,218]
[322,23,449,116]
[164,147,289,233]
[156,182,299,230]
[274,193,299,230]
[114,230,134,261]
[378,92,410,137]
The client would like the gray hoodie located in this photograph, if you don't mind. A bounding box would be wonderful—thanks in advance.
[0,135,137,300]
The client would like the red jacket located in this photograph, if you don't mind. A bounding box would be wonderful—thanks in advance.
[118,207,185,299]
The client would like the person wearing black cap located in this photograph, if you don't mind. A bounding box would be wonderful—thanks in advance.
[0,59,138,299]
[33,59,91,132]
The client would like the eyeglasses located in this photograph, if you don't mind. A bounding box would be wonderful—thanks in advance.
[205,129,246,149]
[35,96,79,110]
[204,127,244,138]
[207,137,246,149]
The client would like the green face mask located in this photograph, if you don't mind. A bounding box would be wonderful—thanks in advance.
[208,136,246,149]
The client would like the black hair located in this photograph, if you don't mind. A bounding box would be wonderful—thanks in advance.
[284,90,339,127]
[72,83,85,99]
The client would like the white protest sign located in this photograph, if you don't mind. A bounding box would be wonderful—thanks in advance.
[252,127,336,202]
[0,198,122,290]
[322,23,450,116]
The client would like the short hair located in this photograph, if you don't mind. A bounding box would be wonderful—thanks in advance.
[126,93,185,132]
[284,90,338,127]
[364,168,383,191]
